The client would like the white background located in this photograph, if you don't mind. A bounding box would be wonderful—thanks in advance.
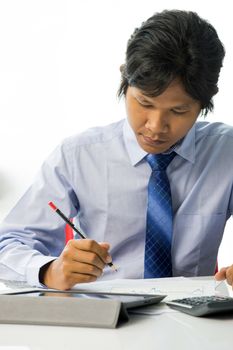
[0,0,232,269]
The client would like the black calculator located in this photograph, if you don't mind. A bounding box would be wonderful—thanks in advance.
[166,295,233,317]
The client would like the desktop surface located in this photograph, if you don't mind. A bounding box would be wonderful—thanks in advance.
[0,277,232,350]
[0,311,233,350]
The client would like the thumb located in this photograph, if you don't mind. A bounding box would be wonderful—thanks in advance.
[215,266,228,281]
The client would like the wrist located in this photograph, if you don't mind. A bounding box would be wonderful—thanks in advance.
[39,260,55,287]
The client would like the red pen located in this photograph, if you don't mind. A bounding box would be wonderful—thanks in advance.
[48,201,117,272]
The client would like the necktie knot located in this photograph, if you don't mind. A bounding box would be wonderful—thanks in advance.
[146,152,176,171]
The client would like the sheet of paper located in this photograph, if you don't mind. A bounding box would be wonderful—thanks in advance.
[0,279,61,295]
[72,276,221,301]
[0,279,39,295]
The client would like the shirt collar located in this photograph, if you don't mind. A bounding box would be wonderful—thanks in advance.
[123,118,196,166]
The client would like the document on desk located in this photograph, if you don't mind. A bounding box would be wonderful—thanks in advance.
[71,277,226,316]
[0,279,39,295]
[72,277,220,301]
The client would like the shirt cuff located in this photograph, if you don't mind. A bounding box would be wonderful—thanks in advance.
[25,255,57,287]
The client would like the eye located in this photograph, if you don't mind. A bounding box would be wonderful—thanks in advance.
[137,99,153,108]
[171,109,188,115]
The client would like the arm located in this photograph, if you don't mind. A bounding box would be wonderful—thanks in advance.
[214,185,233,288]
[0,140,112,288]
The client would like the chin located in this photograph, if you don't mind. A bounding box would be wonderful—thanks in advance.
[139,142,171,154]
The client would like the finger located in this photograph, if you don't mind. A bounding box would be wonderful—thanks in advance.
[99,242,112,262]
[69,272,98,285]
[43,257,102,290]
[63,261,104,287]
[99,242,111,250]
[58,271,98,289]
[70,239,111,264]
[70,249,106,270]
[214,267,228,281]
[68,260,103,278]
[62,241,110,270]
[225,266,233,287]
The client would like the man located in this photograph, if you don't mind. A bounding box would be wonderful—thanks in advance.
[0,10,232,290]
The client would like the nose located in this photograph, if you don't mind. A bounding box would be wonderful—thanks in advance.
[145,110,169,134]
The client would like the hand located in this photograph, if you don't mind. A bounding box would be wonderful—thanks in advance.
[40,239,112,290]
[215,264,233,288]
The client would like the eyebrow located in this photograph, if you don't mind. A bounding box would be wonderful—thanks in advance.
[172,105,191,110]
[136,95,191,109]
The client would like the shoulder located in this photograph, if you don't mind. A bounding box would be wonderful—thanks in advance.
[195,121,233,149]
[195,121,233,139]
[62,119,125,151]
[56,119,125,160]
[44,119,125,167]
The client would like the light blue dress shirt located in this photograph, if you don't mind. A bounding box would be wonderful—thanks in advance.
[0,119,233,287]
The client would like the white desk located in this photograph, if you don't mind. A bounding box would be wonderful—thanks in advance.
[0,311,233,350]
[0,280,232,350]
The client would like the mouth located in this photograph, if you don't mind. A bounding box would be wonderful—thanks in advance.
[141,134,168,146]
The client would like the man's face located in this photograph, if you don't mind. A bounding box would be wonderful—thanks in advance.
[125,80,201,154]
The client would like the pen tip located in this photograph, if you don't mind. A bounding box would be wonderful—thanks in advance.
[110,264,118,272]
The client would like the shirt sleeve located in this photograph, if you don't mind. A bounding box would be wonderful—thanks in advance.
[0,140,80,287]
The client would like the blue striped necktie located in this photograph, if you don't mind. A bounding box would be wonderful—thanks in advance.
[144,152,176,278]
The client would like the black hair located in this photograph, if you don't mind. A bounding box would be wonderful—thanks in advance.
[118,10,225,116]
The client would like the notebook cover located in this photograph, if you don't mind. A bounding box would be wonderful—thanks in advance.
[0,294,129,328]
